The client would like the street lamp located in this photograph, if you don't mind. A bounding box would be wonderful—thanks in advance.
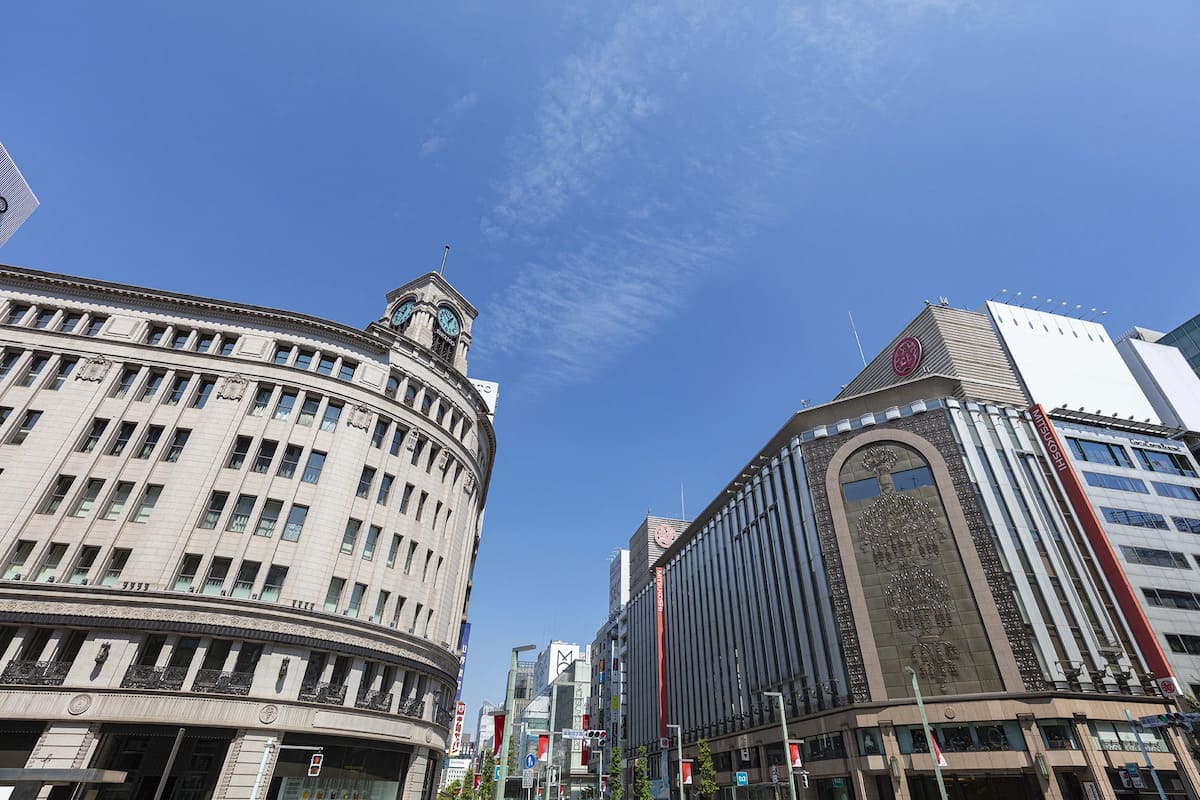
[904,667,948,800]
[762,693,798,800]
[665,724,684,800]
[498,644,538,800]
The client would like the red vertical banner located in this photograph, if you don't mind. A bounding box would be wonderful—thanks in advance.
[538,734,549,761]
[682,762,693,785]
[788,742,802,769]
[493,713,507,757]
[655,566,668,741]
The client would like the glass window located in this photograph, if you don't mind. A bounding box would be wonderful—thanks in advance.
[78,418,109,453]
[145,325,167,345]
[165,374,191,405]
[39,474,76,514]
[297,395,320,426]
[2,540,35,579]
[1144,588,1200,610]
[320,402,342,432]
[1175,516,1200,534]
[132,485,163,523]
[68,545,100,584]
[251,439,278,473]
[17,353,51,387]
[3,304,30,324]
[347,583,367,616]
[202,557,231,595]
[403,383,419,407]
[135,425,164,459]
[316,355,336,376]
[163,428,190,462]
[70,478,106,517]
[302,451,326,484]
[47,358,76,390]
[1103,507,1169,529]
[1153,481,1200,501]
[32,309,56,329]
[194,332,216,353]
[231,561,260,598]
[274,390,297,421]
[282,505,308,541]
[1120,544,1190,569]
[277,444,302,478]
[255,499,283,537]
[102,482,135,520]
[261,565,287,602]
[338,361,357,382]
[1135,448,1197,477]
[410,437,426,466]
[199,491,229,529]
[170,329,191,350]
[371,419,388,448]
[218,336,237,356]
[59,312,84,332]
[111,367,140,398]
[373,590,390,622]
[341,519,361,554]
[1084,471,1149,493]
[84,315,107,336]
[377,473,394,505]
[390,427,406,456]
[387,534,402,568]
[249,385,273,416]
[363,526,380,561]
[1067,437,1133,467]
[404,541,418,574]
[226,435,252,469]
[356,466,376,498]
[192,377,216,408]
[0,351,21,378]
[174,554,202,591]
[108,421,136,455]
[324,577,346,612]
[420,393,433,415]
[399,484,415,513]
[273,345,292,365]
[139,371,166,400]
[386,375,400,398]
[294,349,314,370]
[101,548,131,586]
[1167,633,1200,655]
[227,494,256,532]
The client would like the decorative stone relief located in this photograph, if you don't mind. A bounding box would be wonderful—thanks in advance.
[347,404,372,430]
[406,428,422,451]
[436,448,450,471]
[67,694,93,715]
[76,355,112,382]
[463,473,475,493]
[216,375,248,401]
[259,704,280,724]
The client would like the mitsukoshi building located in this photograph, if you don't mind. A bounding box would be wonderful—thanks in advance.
[0,263,496,800]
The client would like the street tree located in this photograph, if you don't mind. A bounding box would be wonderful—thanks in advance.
[633,747,653,800]
[609,746,624,800]
[696,740,717,800]
[479,750,495,800]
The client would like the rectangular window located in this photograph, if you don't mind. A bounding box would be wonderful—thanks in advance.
[198,491,229,529]
[135,425,164,459]
[194,332,216,353]
[191,377,216,408]
[170,329,191,350]
[301,451,326,483]
[341,519,361,554]
[1120,544,1190,569]
[0,351,21,378]
[102,482,135,520]
[1135,447,1197,477]
[295,349,314,370]
[415,491,428,521]
[250,385,273,416]
[1084,471,1149,493]
[347,583,367,616]
[390,427,406,456]
[47,358,76,390]
[410,437,426,466]
[1067,437,1133,468]
[282,504,308,541]
[422,549,434,581]
[390,596,407,628]
[1175,516,1200,534]
[251,439,278,473]
[84,315,107,336]
[3,304,30,324]
[434,403,447,426]
[316,355,336,376]
[255,499,283,537]
[1153,481,1200,502]
[420,393,433,415]
[70,478,105,517]
[1103,507,1169,530]
[218,337,236,356]
[68,545,99,584]
[404,541,418,574]
[338,361,357,382]
[363,525,380,561]
[165,375,191,405]
[139,371,166,400]
[426,445,440,474]
[377,473,394,505]
[202,557,231,595]
[132,485,163,523]
[39,474,76,514]
[320,402,342,432]
[0,406,9,427]
[16,353,50,387]
[1166,633,1200,656]
[273,345,292,365]
[227,494,256,532]
[111,367,140,399]
[371,419,389,448]
[145,325,167,345]
[2,540,35,579]
[9,409,42,445]
[174,554,202,591]
[399,483,415,514]
[163,428,191,462]
[1143,588,1200,610]
[373,590,390,622]
[323,577,346,612]
[274,390,297,421]
[231,561,260,598]
[356,466,376,498]
[277,444,302,478]
[403,383,419,407]
[31,308,56,329]
[297,396,320,426]
[387,534,402,568]
[261,565,288,602]
[101,548,131,586]
[108,421,136,455]
[226,435,252,468]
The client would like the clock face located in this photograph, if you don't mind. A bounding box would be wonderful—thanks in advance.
[390,300,415,329]
[653,524,678,549]
[437,307,461,337]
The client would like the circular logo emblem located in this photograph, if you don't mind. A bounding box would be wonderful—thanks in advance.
[891,336,923,377]
[1159,677,1179,697]
[259,704,280,724]
[68,694,93,715]
[653,525,678,549]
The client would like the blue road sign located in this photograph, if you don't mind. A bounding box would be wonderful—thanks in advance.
[524,754,537,770]
[735,772,748,787]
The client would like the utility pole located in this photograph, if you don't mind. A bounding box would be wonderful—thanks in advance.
[905,667,948,800]
[499,645,537,800]
[763,693,798,800]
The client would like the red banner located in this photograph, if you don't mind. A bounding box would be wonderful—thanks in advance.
[788,742,802,769]
[655,566,668,740]
[538,734,549,761]
[493,713,507,757]
[682,762,693,785]
[474,775,481,791]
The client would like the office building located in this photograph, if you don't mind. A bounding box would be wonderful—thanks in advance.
[1156,314,1200,377]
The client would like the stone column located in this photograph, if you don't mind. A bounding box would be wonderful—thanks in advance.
[1016,714,1063,800]
[1070,715,1118,800]
[215,730,279,800]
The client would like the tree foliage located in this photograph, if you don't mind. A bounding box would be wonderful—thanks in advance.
[478,749,495,800]
[696,740,718,800]
[438,779,464,800]
[609,746,624,800]
[633,747,653,800]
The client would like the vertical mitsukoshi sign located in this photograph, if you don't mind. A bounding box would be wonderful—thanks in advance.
[655,566,668,740]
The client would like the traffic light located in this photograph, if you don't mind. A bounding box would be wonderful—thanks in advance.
[308,754,324,777]
[585,730,608,746]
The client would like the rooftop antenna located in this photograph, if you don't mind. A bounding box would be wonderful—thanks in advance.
[681,482,686,521]
[438,244,451,276]
[848,311,867,368]
[1013,291,1023,307]
[989,288,1008,302]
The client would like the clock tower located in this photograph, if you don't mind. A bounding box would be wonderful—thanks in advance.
[378,271,477,375]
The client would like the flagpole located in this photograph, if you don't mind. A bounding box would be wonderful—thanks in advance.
[905,667,948,800]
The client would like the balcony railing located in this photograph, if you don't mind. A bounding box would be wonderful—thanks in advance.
[121,664,188,690]
[355,690,394,712]
[397,698,425,719]
[435,705,454,727]
[192,668,254,695]
[0,659,71,686]
[299,682,348,705]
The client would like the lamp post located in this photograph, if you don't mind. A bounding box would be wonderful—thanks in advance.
[498,644,538,800]
[665,725,684,800]
[904,667,948,800]
[762,693,798,800]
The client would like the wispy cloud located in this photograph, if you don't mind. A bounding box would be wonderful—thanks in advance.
[479,0,977,384]
[418,91,480,159]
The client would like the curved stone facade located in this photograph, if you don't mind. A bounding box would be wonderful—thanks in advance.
[0,264,496,800]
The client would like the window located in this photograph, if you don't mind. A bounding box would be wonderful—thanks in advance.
[347,583,367,616]
[174,554,202,591]
[199,491,229,529]
[390,427,406,456]
[274,390,297,421]
[320,402,342,432]
[415,491,428,521]
[341,519,361,554]
[410,437,426,466]
[47,358,76,390]
[35,544,67,581]
[1103,507,1169,529]
[101,548,131,586]
[228,494,256,532]
[32,308,56,329]
[277,444,302,478]
[0,407,9,427]
[1084,472,1148,493]
[194,332,216,353]
[1166,633,1200,656]
[403,383,419,407]
[7,409,42,445]
[363,526,380,561]
[404,541,418,574]
[356,466,376,498]
[145,325,167,345]
[422,549,434,581]
[435,404,447,426]
[202,557,231,595]
[132,485,163,523]
[426,445,440,473]
[390,596,407,628]
[231,561,260,598]
[261,565,287,602]
[108,421,136,455]
[373,591,390,622]
[1067,437,1133,467]
[301,451,326,483]
[324,577,346,612]
[0,352,21,378]
[102,482,135,520]
[412,603,424,633]
[1175,517,1200,534]
[139,371,166,400]
[316,355,336,376]
[337,361,357,382]
[387,534,402,568]
[192,377,216,408]
[84,315,107,336]
[1120,545,1190,569]
[165,374,191,405]
[111,367,140,398]
[420,393,433,415]
[295,349,314,370]
[250,385,273,416]
[70,478,105,517]
[255,499,283,537]
[399,484,415,514]
[170,329,191,350]
[371,419,389,448]
[282,504,308,541]
[226,435,252,469]
[3,304,30,324]
[377,473,394,504]
[1153,481,1200,502]
[273,345,292,365]
[1135,448,1197,477]
[39,475,75,514]
[218,337,236,356]
[1143,588,1200,610]
[163,428,191,462]
[68,546,99,584]
[2,541,35,579]
[17,354,50,387]
[135,425,164,459]
[386,375,400,398]
[297,396,320,426]
[251,439,278,473]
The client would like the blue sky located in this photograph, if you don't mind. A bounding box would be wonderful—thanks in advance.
[5,1,1200,729]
